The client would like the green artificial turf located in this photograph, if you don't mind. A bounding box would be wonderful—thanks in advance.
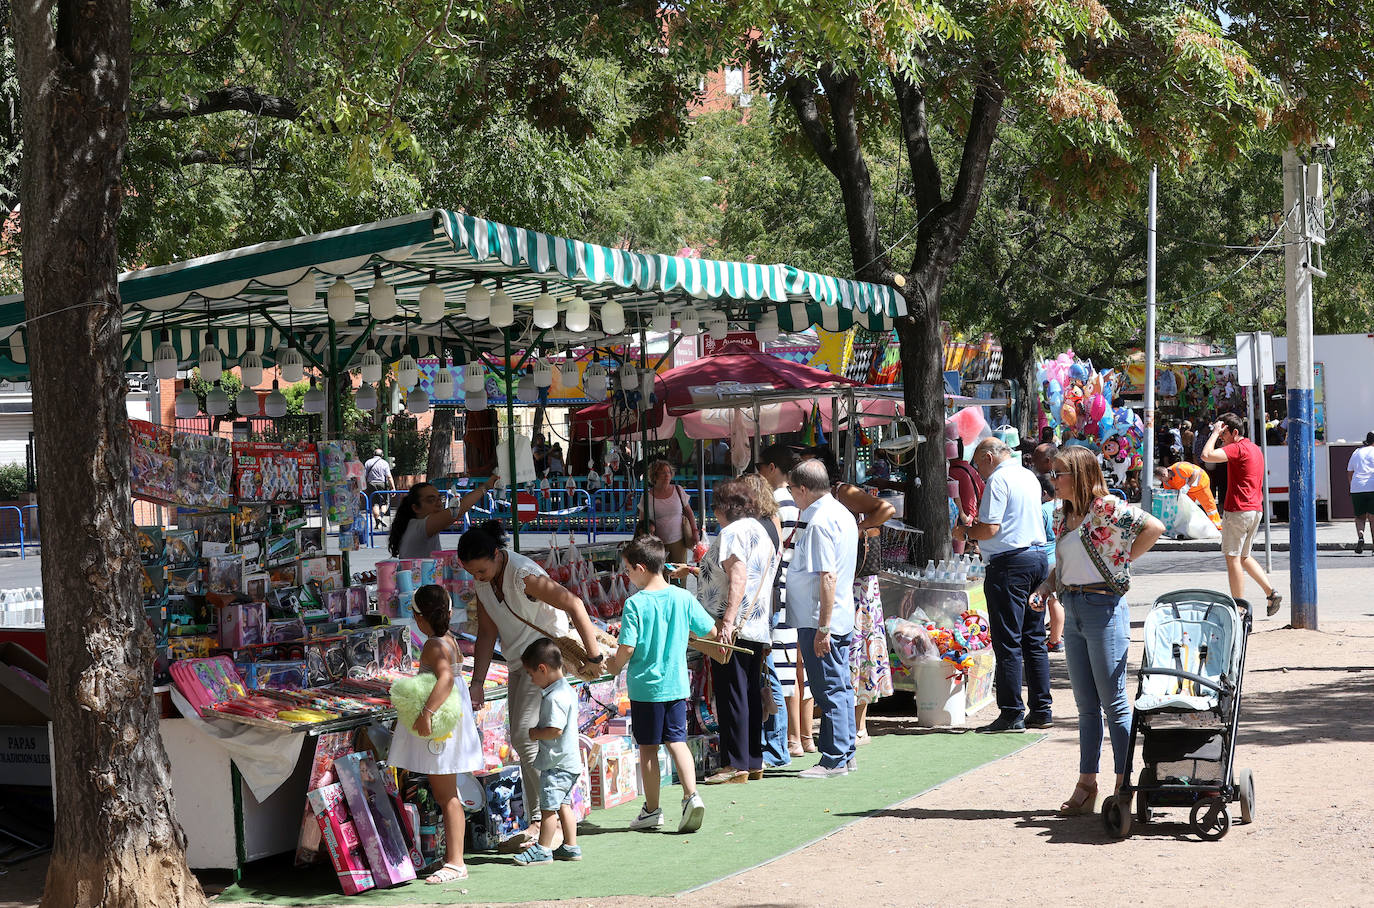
[217,731,1040,906]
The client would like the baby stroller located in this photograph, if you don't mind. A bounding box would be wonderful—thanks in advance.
[1102,589,1254,841]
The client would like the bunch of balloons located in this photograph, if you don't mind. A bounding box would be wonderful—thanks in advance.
[1038,350,1143,444]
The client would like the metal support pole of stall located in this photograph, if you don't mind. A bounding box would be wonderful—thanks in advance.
[504,328,521,552]
[328,321,351,581]
[1141,165,1159,516]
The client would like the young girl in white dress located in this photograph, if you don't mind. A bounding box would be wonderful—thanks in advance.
[388,584,484,884]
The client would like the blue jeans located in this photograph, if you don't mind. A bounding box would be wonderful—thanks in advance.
[1062,590,1133,774]
[797,628,856,769]
[985,547,1052,718]
[761,652,791,767]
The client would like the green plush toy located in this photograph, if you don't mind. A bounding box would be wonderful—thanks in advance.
[389,673,464,740]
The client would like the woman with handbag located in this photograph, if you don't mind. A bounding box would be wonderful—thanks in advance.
[458,520,608,847]
[1033,446,1164,817]
[671,478,779,784]
[635,459,698,564]
[801,446,896,745]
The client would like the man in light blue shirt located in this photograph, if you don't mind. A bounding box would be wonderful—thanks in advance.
[954,437,1051,733]
[785,459,859,778]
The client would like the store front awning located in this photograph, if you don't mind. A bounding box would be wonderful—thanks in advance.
[0,210,906,379]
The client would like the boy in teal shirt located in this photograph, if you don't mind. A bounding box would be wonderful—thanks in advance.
[604,534,712,833]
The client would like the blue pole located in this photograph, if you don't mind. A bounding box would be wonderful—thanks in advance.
[1287,389,1317,626]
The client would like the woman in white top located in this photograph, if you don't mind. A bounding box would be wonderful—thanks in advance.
[1035,446,1163,818]
[673,478,778,784]
[458,520,605,840]
[635,459,698,564]
[388,476,499,558]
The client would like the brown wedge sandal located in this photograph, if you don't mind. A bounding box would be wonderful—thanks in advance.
[1058,781,1099,817]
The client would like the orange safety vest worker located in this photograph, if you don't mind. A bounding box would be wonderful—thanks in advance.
[1160,462,1222,528]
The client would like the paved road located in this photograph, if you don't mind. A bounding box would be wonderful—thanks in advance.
[2,538,1369,625]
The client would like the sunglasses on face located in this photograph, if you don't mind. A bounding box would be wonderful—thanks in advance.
[1048,469,1069,479]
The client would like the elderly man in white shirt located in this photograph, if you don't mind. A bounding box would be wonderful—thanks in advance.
[785,458,859,779]
[954,437,1051,734]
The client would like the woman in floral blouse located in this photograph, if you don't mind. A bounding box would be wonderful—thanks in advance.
[1034,446,1164,817]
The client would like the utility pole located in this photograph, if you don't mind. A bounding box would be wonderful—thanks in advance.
[1141,166,1158,516]
[1284,144,1321,629]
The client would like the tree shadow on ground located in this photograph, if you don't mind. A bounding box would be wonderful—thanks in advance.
[1235,668,1374,747]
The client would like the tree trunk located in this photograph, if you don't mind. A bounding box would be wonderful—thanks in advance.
[425,408,455,480]
[1000,337,1040,444]
[13,1,206,905]
[897,286,954,566]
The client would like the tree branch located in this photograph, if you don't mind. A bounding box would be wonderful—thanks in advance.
[891,74,942,217]
[782,77,838,176]
[136,87,300,122]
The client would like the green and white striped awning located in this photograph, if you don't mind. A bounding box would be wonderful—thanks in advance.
[0,210,905,379]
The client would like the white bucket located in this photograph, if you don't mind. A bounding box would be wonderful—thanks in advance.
[914,660,966,727]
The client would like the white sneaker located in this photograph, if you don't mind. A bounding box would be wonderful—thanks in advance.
[629,805,664,831]
[679,792,706,833]
[798,764,849,780]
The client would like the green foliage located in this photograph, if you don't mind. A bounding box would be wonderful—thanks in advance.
[0,462,29,500]
[388,421,431,477]
[188,369,246,414]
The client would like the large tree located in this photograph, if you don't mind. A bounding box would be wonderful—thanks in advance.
[671,1,1278,560]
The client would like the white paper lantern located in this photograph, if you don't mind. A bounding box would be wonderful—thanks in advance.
[585,367,608,399]
[205,383,231,417]
[287,276,316,310]
[463,361,485,393]
[359,349,383,385]
[153,334,179,380]
[707,312,729,341]
[465,282,490,320]
[238,350,263,388]
[302,379,327,415]
[433,364,456,399]
[235,387,261,416]
[368,275,397,320]
[264,382,288,418]
[533,290,558,329]
[418,277,445,323]
[489,286,515,328]
[398,354,418,390]
[407,387,430,415]
[197,333,222,383]
[533,356,554,388]
[651,301,672,333]
[600,298,625,335]
[465,388,488,411]
[618,361,637,386]
[174,387,200,418]
[278,347,305,384]
[516,374,538,403]
[327,277,356,322]
[565,296,590,333]
[755,309,780,344]
[354,382,377,411]
[677,312,699,337]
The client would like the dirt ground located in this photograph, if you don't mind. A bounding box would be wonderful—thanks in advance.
[5,619,1372,908]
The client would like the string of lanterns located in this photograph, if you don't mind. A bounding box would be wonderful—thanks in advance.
[156,265,771,420]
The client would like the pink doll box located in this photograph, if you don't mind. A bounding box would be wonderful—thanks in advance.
[580,734,638,810]
[218,602,266,649]
[333,752,417,887]
[306,782,376,895]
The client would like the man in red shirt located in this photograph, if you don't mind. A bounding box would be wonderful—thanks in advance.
[1202,413,1282,616]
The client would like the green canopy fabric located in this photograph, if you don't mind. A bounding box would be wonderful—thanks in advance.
[0,210,906,379]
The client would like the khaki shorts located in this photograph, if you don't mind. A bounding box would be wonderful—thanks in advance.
[1221,510,1262,558]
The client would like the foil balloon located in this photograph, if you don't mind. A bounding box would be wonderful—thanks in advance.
[1060,400,1078,427]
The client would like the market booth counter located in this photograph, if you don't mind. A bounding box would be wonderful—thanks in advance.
[880,567,995,726]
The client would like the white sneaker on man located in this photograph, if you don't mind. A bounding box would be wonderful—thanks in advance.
[797,764,849,780]
[629,805,664,831]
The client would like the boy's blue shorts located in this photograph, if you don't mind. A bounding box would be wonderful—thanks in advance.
[630,698,688,746]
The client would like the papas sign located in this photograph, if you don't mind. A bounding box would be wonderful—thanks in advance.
[702,331,759,356]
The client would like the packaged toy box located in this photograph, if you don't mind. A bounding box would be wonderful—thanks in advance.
[333,752,417,887]
[467,765,528,852]
[306,782,376,895]
[579,733,638,809]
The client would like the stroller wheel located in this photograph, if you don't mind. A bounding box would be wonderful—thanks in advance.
[1189,796,1231,841]
[1136,767,1155,825]
[1238,769,1255,824]
[1102,795,1132,839]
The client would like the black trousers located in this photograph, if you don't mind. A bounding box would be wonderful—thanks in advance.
[985,547,1052,718]
[710,640,767,771]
